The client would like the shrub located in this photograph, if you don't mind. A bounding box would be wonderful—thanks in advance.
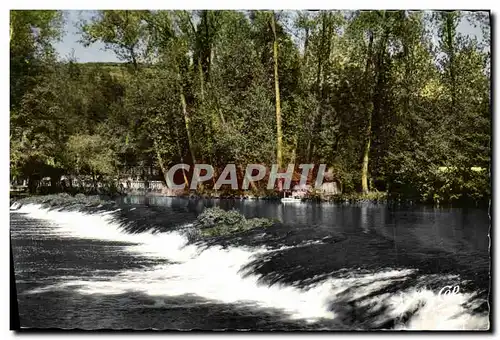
[192,207,273,238]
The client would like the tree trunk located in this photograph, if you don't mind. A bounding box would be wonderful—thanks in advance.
[361,115,372,194]
[198,11,219,131]
[10,18,13,41]
[92,171,97,193]
[304,26,310,64]
[180,91,197,164]
[290,136,298,165]
[306,139,312,163]
[154,139,170,188]
[50,176,59,193]
[445,13,456,116]
[299,25,310,163]
[361,14,389,194]
[174,126,190,188]
[218,106,226,126]
[198,58,205,102]
[130,49,138,70]
[361,30,374,194]
[202,10,212,79]
[308,12,331,162]
[28,176,37,194]
[270,11,283,169]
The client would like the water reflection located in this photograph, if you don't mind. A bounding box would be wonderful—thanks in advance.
[361,205,369,233]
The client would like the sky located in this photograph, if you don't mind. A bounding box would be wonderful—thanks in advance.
[54,10,488,63]
[54,11,118,63]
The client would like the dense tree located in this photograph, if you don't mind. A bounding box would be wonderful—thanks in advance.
[10,10,491,204]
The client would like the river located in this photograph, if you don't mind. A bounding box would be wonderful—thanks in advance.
[10,196,491,330]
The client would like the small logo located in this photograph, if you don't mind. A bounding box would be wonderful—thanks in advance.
[438,285,460,298]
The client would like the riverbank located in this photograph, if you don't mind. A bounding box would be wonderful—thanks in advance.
[11,190,489,209]
[121,190,488,207]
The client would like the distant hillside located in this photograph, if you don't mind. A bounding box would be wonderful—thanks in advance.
[75,62,159,80]
[80,62,126,68]
[78,62,129,79]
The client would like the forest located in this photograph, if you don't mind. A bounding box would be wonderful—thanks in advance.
[10,10,491,204]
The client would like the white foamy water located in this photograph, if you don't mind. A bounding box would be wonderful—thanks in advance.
[14,204,490,330]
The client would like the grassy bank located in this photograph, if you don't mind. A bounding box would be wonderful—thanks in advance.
[12,189,488,208]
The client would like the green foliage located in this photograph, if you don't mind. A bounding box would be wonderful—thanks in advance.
[317,191,388,203]
[10,10,63,111]
[67,134,116,175]
[422,167,490,204]
[10,10,491,204]
[80,10,151,68]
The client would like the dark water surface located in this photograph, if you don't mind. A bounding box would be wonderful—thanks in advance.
[11,196,491,330]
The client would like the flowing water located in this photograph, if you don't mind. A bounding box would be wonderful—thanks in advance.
[10,196,491,330]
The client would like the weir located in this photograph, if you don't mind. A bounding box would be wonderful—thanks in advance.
[10,201,490,330]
